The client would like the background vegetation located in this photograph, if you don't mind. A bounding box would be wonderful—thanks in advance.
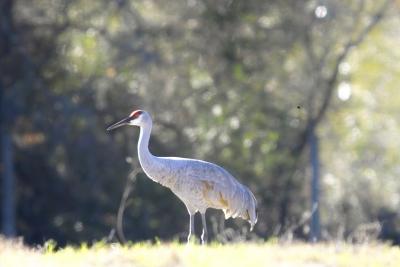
[1,0,399,246]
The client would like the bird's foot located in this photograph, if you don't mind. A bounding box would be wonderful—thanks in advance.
[187,234,196,245]
[201,232,207,245]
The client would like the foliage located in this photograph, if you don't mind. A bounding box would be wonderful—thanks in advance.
[320,15,400,243]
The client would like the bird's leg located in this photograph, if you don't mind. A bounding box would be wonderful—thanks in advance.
[201,213,208,245]
[187,213,195,244]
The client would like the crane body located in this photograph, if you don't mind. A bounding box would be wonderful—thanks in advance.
[107,110,257,244]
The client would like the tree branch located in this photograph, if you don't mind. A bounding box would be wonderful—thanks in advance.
[313,0,392,128]
[279,0,393,226]
[114,162,142,244]
[296,0,392,156]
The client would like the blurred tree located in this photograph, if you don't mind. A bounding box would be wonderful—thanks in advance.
[320,12,400,243]
[1,0,21,237]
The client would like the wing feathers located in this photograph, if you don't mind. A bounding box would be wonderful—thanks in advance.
[183,159,257,229]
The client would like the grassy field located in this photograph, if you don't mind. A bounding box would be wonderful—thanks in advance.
[1,238,400,267]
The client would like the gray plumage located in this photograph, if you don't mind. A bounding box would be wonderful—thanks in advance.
[107,110,258,244]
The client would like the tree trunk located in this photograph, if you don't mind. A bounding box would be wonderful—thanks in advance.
[0,0,16,238]
[309,130,320,241]
[1,129,16,237]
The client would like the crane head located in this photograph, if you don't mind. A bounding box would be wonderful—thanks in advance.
[107,109,149,131]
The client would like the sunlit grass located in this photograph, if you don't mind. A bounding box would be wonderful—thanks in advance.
[1,238,399,267]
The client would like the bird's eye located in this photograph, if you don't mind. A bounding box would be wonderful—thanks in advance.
[130,110,143,119]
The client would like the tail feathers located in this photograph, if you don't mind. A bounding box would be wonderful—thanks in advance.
[223,184,257,231]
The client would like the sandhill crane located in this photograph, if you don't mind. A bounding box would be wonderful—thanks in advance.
[107,110,257,244]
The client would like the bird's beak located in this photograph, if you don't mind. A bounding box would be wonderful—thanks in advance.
[106,116,130,131]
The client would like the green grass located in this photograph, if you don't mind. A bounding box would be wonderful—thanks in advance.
[1,238,400,267]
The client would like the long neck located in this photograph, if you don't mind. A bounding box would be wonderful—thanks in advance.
[137,122,166,184]
[137,122,154,167]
